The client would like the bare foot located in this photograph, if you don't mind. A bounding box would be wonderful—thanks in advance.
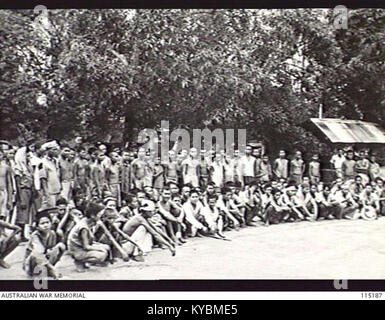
[75,262,87,273]
[132,255,145,262]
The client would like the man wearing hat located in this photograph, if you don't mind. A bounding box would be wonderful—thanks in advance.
[39,141,61,209]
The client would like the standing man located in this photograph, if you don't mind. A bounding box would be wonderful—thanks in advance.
[0,149,13,221]
[290,151,305,185]
[164,150,179,185]
[341,150,356,182]
[131,147,147,190]
[273,150,289,180]
[89,147,103,200]
[59,144,75,204]
[330,148,346,179]
[355,150,370,185]
[120,149,133,201]
[369,154,381,182]
[240,145,257,186]
[233,150,243,186]
[5,147,17,218]
[105,151,122,208]
[210,153,224,188]
[73,146,90,205]
[39,141,61,209]
[181,148,200,188]
[259,155,273,183]
[308,154,321,185]
[14,145,35,241]
[199,150,210,190]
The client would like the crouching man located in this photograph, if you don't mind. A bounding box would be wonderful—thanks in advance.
[67,202,111,272]
[0,217,21,269]
[24,210,65,279]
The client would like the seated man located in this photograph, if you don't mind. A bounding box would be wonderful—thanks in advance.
[182,190,208,237]
[0,217,21,269]
[280,186,305,221]
[264,189,290,225]
[238,182,261,226]
[358,184,380,220]
[200,194,227,239]
[122,199,176,256]
[157,188,185,246]
[67,202,111,272]
[24,210,65,279]
[314,184,334,220]
[95,208,144,262]
[216,188,243,230]
[329,185,359,220]
[300,184,318,221]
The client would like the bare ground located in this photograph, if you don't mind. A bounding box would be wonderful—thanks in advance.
[1,217,385,280]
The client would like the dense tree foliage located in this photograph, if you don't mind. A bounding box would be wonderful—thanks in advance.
[0,9,384,155]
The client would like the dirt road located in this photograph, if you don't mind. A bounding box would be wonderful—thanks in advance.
[1,217,385,280]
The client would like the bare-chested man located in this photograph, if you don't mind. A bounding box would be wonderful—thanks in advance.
[0,150,14,220]
[131,148,147,190]
[181,148,200,188]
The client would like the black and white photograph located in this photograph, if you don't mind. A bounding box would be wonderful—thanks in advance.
[0,5,385,288]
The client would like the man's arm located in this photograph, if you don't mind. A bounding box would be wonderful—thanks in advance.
[112,224,143,254]
[183,203,205,230]
[80,228,93,251]
[0,220,21,231]
[157,202,179,223]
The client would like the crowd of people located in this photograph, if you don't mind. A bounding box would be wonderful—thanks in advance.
[0,137,384,279]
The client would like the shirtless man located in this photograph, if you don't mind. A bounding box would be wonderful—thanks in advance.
[0,218,21,268]
[157,188,185,245]
[131,148,147,190]
[89,148,104,200]
[181,148,200,188]
[73,146,90,205]
[164,150,179,184]
[273,150,289,180]
[122,199,176,256]
[105,152,122,208]
[199,150,210,190]
[0,150,13,220]
[342,150,356,182]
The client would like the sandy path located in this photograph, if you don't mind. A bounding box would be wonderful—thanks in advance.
[1,217,385,280]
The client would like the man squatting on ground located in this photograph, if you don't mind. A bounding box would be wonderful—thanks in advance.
[0,138,383,277]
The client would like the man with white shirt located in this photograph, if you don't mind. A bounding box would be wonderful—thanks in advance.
[200,194,226,239]
[240,145,257,186]
[330,149,346,179]
[182,190,207,237]
[329,185,359,219]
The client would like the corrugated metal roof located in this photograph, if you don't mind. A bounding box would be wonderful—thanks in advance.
[310,118,385,144]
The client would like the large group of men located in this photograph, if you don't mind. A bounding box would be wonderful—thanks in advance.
[0,137,384,278]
